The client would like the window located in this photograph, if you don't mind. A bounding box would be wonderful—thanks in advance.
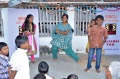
[38,7,66,37]
[0,9,4,37]
[74,6,96,36]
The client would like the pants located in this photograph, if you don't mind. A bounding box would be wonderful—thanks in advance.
[87,48,102,69]
[52,45,80,62]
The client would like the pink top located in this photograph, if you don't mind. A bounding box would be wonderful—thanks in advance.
[88,25,108,48]
[22,24,36,29]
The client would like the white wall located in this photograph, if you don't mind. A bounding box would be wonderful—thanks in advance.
[7,9,39,57]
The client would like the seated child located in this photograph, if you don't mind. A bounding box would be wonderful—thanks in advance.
[67,74,78,79]
[34,73,46,79]
[0,42,10,79]
[63,74,78,79]
[38,61,53,79]
[10,35,31,79]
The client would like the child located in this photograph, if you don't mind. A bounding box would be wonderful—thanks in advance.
[84,15,108,73]
[67,74,78,79]
[86,19,105,62]
[22,14,37,63]
[38,61,53,79]
[34,73,46,79]
[0,42,10,79]
[10,35,30,79]
[86,19,96,61]
[63,74,78,79]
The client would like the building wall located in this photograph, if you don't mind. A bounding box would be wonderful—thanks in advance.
[1,7,88,58]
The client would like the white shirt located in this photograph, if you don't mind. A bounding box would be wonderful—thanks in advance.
[10,48,30,79]
[45,74,53,79]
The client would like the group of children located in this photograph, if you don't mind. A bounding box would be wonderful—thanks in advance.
[0,36,54,79]
[0,14,37,79]
[0,40,77,79]
[0,14,108,79]
[0,35,30,79]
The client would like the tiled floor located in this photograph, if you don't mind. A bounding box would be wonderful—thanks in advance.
[30,54,120,79]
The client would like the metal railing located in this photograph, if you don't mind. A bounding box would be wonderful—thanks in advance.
[0,8,4,37]
[74,6,96,36]
[16,6,96,37]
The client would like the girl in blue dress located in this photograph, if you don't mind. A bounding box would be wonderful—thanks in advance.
[51,14,81,62]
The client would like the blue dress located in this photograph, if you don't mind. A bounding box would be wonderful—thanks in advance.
[51,22,73,49]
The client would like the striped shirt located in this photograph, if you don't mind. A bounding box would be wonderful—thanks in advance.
[0,54,9,79]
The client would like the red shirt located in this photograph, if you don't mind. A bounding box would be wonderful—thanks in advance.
[88,25,108,48]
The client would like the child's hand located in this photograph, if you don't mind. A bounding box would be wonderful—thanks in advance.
[24,31,29,36]
[56,28,59,34]
[87,23,91,28]
[28,45,32,50]
[30,32,35,35]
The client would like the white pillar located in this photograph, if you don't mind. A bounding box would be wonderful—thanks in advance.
[67,7,75,29]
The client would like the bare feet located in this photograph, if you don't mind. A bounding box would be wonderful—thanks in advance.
[53,58,57,61]
[77,59,81,63]
[84,68,90,72]
[96,69,100,73]
[32,61,36,64]
[92,59,96,62]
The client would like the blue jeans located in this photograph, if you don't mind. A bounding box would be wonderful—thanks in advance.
[87,48,102,70]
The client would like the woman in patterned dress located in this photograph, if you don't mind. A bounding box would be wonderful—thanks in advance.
[50,14,81,62]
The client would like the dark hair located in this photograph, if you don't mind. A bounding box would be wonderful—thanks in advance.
[62,13,68,19]
[67,74,78,79]
[90,19,96,27]
[23,14,34,32]
[91,19,96,23]
[34,74,46,79]
[0,42,7,51]
[38,61,49,74]
[95,15,104,21]
[15,35,28,48]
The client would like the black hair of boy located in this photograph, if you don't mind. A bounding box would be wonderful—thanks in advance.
[38,61,49,74]
[0,42,7,51]
[95,15,104,21]
[0,42,9,57]
[15,35,28,48]
[34,73,46,79]
[67,74,78,79]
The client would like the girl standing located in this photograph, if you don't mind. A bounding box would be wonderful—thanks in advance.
[22,14,37,63]
[51,14,81,62]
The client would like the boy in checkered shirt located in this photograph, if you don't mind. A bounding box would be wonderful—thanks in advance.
[0,42,11,79]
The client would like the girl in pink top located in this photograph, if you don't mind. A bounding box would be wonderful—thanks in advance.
[22,14,37,64]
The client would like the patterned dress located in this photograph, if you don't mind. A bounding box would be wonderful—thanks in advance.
[51,22,72,49]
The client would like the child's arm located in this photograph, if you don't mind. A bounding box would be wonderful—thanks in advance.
[8,67,11,78]
[30,24,36,35]
[56,28,69,35]
[30,28,36,35]
[10,70,17,79]
[100,28,108,46]
[86,23,91,34]
[88,27,93,44]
